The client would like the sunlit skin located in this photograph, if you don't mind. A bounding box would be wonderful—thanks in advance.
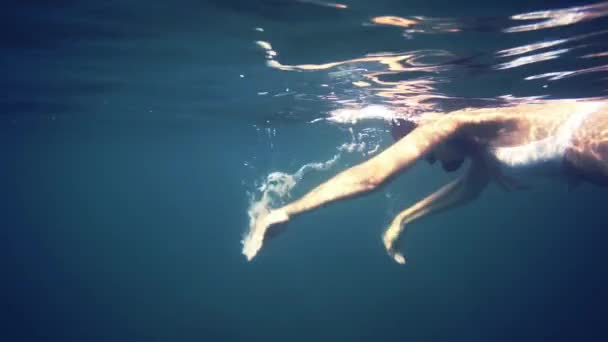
[243,99,608,263]
[371,16,419,28]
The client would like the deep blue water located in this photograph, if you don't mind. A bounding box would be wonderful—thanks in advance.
[2,1,608,341]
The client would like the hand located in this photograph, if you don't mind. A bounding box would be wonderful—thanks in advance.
[242,209,290,261]
[382,221,406,265]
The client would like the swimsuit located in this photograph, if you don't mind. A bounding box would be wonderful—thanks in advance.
[492,101,605,178]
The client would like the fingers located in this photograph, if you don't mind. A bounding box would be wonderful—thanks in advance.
[242,234,263,261]
[382,222,407,265]
[393,253,406,264]
[242,210,292,261]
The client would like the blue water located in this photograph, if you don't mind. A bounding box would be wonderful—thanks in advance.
[2,1,608,341]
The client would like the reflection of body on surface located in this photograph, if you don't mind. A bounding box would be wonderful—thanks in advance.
[243,99,608,263]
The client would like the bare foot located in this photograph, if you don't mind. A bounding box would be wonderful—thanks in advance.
[242,209,289,261]
[382,221,406,264]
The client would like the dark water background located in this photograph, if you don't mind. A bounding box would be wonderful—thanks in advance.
[2,0,608,341]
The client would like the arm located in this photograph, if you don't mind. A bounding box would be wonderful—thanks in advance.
[383,157,490,264]
[280,116,461,218]
[242,116,462,261]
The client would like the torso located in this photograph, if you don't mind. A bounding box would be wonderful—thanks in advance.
[491,101,606,175]
[456,99,608,183]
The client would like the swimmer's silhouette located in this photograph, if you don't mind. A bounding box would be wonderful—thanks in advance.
[244,99,608,263]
